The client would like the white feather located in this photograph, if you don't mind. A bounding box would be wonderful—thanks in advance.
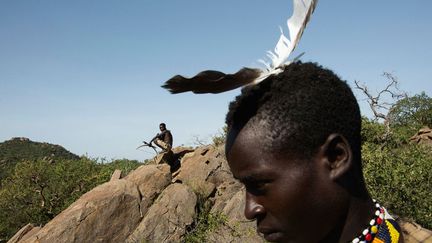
[256,0,318,83]
[258,59,271,71]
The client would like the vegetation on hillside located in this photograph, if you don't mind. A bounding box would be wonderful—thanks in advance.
[0,139,142,242]
[362,118,432,229]
[359,90,432,229]
[0,138,80,185]
[184,184,227,242]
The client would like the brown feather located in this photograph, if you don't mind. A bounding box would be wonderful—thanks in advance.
[161,67,262,94]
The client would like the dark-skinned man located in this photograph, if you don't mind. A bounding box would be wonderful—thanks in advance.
[150,123,173,153]
[224,62,431,242]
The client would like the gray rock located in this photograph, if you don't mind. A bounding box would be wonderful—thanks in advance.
[174,145,224,197]
[21,180,142,243]
[7,224,40,243]
[110,169,122,181]
[124,164,172,216]
[127,183,197,243]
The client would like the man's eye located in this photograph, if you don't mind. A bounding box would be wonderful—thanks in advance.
[245,182,268,195]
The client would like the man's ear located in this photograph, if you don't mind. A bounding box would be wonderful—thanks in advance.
[318,134,353,181]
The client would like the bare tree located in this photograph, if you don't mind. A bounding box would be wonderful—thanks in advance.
[191,135,208,146]
[355,72,407,137]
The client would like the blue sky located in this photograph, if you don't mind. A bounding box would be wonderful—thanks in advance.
[1,1,431,161]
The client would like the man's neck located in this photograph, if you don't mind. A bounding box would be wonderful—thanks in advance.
[337,196,375,243]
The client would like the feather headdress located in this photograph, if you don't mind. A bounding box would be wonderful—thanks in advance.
[162,0,318,94]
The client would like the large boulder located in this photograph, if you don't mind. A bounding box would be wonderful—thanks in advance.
[21,179,142,243]
[174,145,228,198]
[127,183,197,242]
[124,164,171,215]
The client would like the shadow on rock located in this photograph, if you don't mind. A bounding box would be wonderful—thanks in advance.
[155,147,195,173]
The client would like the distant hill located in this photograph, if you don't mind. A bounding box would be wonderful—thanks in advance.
[0,137,79,183]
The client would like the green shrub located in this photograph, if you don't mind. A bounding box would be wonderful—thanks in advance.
[361,117,387,145]
[212,126,227,147]
[363,143,432,229]
[0,157,141,242]
[361,118,432,229]
[184,185,227,242]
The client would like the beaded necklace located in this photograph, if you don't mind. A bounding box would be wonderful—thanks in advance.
[351,200,401,243]
[351,200,383,243]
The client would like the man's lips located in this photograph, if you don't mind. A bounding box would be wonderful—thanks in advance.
[258,228,284,242]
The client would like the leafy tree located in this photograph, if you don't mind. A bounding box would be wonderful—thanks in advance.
[388,92,432,139]
[361,117,387,145]
[0,158,100,240]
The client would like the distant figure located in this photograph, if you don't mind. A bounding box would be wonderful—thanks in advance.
[150,123,173,153]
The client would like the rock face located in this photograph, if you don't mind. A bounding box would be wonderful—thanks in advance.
[21,179,142,243]
[127,183,197,242]
[9,145,264,243]
[7,224,40,243]
[410,126,432,147]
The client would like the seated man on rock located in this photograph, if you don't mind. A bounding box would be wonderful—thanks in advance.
[150,123,173,153]
[224,62,424,242]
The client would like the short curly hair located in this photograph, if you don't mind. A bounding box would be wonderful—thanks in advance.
[225,62,361,161]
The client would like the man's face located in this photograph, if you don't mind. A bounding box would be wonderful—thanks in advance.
[226,123,341,242]
[159,124,166,131]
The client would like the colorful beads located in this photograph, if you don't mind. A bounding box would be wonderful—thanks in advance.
[371,225,378,234]
[377,217,383,225]
[351,199,384,243]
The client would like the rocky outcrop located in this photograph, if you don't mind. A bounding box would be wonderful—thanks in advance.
[21,179,142,243]
[127,183,197,242]
[124,164,172,215]
[410,127,432,147]
[9,146,263,243]
[174,146,225,197]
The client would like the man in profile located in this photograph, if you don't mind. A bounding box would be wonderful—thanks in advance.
[224,62,430,242]
[150,123,173,153]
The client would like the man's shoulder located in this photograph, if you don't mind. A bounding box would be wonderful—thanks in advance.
[159,130,171,135]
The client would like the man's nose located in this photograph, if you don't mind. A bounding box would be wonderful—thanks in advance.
[244,192,265,220]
